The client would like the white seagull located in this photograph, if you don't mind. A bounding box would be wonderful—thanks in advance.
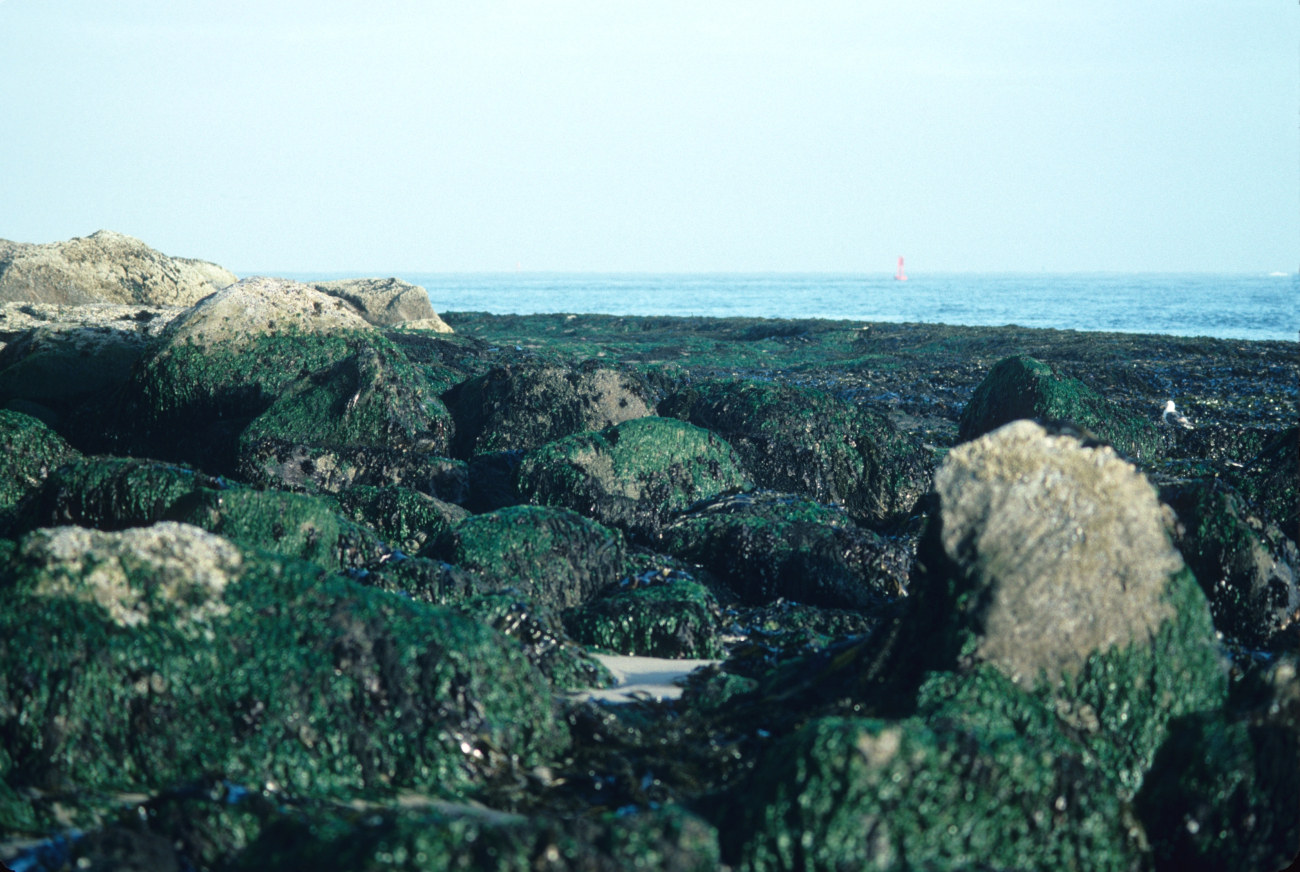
[1162,400,1194,430]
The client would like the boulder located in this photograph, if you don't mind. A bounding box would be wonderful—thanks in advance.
[0,230,236,306]
[0,523,565,814]
[659,492,908,610]
[957,355,1162,461]
[311,277,453,331]
[445,362,655,458]
[164,488,388,571]
[517,416,753,541]
[426,505,628,610]
[234,343,454,493]
[333,485,469,555]
[0,324,157,425]
[912,419,1227,794]
[1228,426,1298,536]
[1134,706,1300,872]
[728,712,1144,872]
[15,456,228,537]
[0,409,80,515]
[357,556,613,691]
[563,577,726,659]
[230,804,719,872]
[95,277,386,472]
[1161,478,1299,650]
[660,378,930,527]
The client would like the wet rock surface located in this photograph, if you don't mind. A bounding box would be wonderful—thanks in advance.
[2,305,1297,871]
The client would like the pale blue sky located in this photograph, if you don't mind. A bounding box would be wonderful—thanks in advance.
[0,2,1295,273]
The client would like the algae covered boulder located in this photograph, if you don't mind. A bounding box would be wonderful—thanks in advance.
[1134,707,1300,872]
[0,408,80,513]
[426,505,628,609]
[517,416,753,541]
[0,323,157,423]
[18,456,228,536]
[334,485,469,555]
[445,362,655,458]
[563,577,725,659]
[0,523,566,819]
[231,803,719,872]
[727,715,1146,872]
[912,419,1227,794]
[165,488,387,570]
[236,342,454,494]
[98,277,381,470]
[1161,478,1299,650]
[661,378,930,527]
[659,491,907,610]
[358,554,613,691]
[1228,426,1298,535]
[958,354,1162,460]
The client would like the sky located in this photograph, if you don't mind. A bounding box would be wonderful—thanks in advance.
[0,2,1295,274]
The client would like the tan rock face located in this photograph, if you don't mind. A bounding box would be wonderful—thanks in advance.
[159,275,374,351]
[21,522,243,629]
[312,278,452,331]
[0,230,237,307]
[933,419,1183,686]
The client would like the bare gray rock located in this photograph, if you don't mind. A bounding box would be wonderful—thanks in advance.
[158,276,373,351]
[0,230,236,307]
[312,277,453,331]
[932,418,1184,686]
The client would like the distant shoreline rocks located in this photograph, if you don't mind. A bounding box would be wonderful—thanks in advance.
[0,231,455,333]
[0,230,236,307]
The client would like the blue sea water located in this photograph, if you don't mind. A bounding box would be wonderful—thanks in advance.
[288,273,1298,343]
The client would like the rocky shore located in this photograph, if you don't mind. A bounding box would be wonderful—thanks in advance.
[0,236,1296,871]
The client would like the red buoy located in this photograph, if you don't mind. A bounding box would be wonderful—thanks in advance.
[895,256,908,281]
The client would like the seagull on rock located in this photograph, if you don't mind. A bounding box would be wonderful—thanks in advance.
[1162,400,1194,430]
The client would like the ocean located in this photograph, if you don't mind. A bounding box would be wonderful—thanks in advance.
[285,273,1297,343]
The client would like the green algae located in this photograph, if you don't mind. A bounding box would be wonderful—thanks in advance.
[231,803,719,872]
[1162,478,1299,649]
[237,343,453,494]
[663,378,931,526]
[1228,426,1298,534]
[334,486,468,555]
[452,593,615,691]
[562,578,725,659]
[1134,710,1300,872]
[0,409,80,513]
[445,362,655,458]
[727,715,1146,872]
[358,556,614,691]
[165,488,387,570]
[16,455,228,537]
[0,527,566,812]
[659,492,907,610]
[426,505,629,610]
[958,355,1163,460]
[517,415,752,541]
[911,494,1228,796]
[100,329,395,472]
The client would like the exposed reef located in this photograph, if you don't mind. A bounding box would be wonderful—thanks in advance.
[0,292,1296,871]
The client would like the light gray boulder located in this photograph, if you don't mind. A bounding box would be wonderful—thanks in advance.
[312,277,453,331]
[0,230,236,306]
